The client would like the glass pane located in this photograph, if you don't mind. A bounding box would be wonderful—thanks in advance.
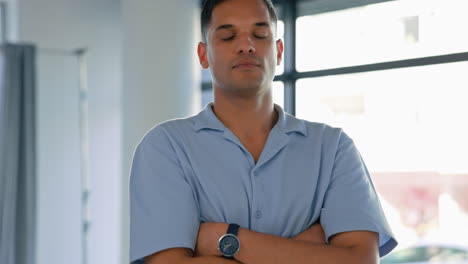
[272,81,284,109]
[296,61,468,252]
[296,0,468,72]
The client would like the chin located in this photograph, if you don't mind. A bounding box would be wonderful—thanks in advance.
[235,76,265,87]
[236,80,263,90]
[228,82,268,97]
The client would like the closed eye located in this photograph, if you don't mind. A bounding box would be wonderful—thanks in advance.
[222,35,235,41]
[221,34,267,41]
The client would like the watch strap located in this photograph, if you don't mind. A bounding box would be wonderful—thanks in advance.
[226,223,240,236]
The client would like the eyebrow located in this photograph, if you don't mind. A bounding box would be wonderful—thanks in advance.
[215,24,234,31]
[214,22,271,32]
[254,22,270,28]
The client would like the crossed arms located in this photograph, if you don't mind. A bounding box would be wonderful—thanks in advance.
[144,222,379,264]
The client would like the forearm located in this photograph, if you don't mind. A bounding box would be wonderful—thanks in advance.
[144,248,243,264]
[180,256,242,264]
[195,222,378,264]
[235,228,376,264]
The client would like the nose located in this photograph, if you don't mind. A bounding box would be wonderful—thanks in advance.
[236,33,256,54]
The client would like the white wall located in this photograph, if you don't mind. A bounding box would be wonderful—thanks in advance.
[1,0,18,41]
[35,53,83,264]
[12,0,201,263]
[121,0,201,262]
[16,0,122,263]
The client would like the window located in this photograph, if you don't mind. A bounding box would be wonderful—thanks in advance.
[296,61,468,173]
[291,0,468,254]
[296,0,468,71]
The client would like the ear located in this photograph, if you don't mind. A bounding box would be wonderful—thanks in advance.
[276,39,284,66]
[197,42,210,69]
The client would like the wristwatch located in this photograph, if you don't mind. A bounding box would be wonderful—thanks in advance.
[218,223,241,258]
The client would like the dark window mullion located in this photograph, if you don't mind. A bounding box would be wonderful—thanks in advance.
[281,0,297,116]
[293,51,468,79]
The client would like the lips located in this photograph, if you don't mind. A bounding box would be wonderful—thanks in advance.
[233,59,261,69]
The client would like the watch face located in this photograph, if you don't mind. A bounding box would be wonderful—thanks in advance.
[219,234,240,257]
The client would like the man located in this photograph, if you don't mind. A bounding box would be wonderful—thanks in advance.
[130,0,397,263]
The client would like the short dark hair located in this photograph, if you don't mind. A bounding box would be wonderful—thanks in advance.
[201,0,278,41]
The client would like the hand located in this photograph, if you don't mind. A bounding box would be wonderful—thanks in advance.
[194,222,228,257]
[292,222,326,244]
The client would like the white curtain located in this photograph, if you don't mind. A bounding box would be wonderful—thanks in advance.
[0,43,36,264]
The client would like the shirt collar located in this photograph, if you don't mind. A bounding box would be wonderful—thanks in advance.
[194,102,308,136]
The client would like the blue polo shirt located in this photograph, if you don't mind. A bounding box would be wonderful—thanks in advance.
[130,102,397,263]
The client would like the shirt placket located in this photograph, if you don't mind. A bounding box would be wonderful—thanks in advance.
[250,166,266,230]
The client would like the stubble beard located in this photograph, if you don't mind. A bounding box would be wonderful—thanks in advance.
[220,76,270,98]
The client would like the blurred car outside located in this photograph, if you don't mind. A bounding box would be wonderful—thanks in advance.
[380,243,468,264]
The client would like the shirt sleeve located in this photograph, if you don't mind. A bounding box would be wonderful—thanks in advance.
[320,131,398,257]
[130,126,200,263]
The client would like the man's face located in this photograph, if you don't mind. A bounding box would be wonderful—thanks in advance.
[198,0,283,95]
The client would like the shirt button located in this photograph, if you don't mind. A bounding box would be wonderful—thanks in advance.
[255,210,263,219]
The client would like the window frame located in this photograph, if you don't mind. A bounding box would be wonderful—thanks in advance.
[201,0,468,116]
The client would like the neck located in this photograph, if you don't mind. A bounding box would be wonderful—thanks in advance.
[212,86,278,138]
